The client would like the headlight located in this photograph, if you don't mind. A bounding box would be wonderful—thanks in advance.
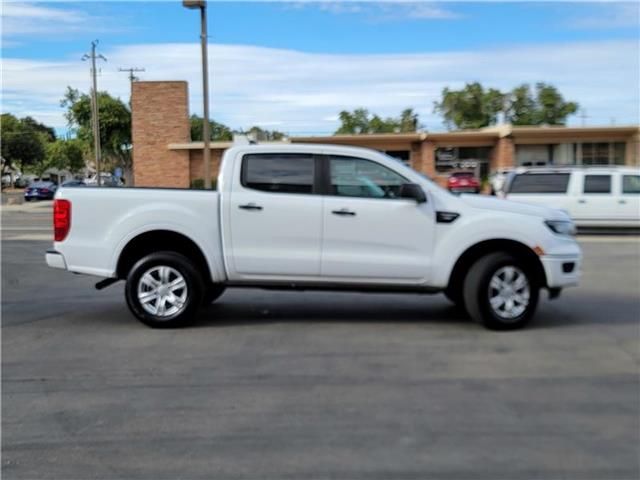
[545,220,576,236]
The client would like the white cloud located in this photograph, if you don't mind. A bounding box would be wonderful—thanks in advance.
[287,1,460,21]
[570,2,640,29]
[2,39,638,134]
[1,2,118,37]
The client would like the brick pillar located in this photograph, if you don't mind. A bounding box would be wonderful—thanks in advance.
[626,132,640,166]
[491,137,515,171]
[416,140,436,178]
[132,81,190,188]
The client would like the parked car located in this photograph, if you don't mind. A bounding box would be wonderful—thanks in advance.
[46,144,581,331]
[24,181,57,201]
[489,168,512,196]
[85,173,123,187]
[447,171,480,194]
[504,167,640,228]
[61,179,86,187]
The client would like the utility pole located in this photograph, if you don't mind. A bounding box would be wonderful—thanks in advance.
[183,0,212,189]
[82,41,107,186]
[579,109,589,127]
[118,67,145,83]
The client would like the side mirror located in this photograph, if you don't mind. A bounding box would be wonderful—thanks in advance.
[399,183,427,203]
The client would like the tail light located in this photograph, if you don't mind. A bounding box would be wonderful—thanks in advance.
[53,199,71,242]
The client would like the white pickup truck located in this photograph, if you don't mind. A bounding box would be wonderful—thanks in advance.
[46,144,582,330]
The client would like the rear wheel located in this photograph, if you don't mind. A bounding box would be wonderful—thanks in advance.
[125,251,204,328]
[463,252,539,330]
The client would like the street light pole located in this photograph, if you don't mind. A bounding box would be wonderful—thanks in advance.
[183,0,212,189]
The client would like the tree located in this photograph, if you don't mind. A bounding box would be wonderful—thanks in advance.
[1,113,48,178]
[189,115,233,141]
[35,139,86,177]
[399,108,419,132]
[506,83,578,125]
[244,126,286,141]
[531,82,578,125]
[433,82,506,130]
[21,116,56,142]
[434,82,580,129]
[61,87,132,179]
[335,108,420,134]
[505,84,537,126]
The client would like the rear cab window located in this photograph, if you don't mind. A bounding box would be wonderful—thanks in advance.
[622,175,640,194]
[241,153,315,194]
[583,175,611,194]
[508,173,570,194]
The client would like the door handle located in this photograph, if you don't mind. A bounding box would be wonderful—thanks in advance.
[332,209,356,216]
[619,200,627,204]
[238,203,263,211]
[578,199,587,204]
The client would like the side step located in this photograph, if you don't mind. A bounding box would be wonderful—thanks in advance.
[95,278,120,290]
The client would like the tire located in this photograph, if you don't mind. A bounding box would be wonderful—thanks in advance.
[463,252,539,330]
[125,251,204,328]
[444,286,465,310]
[203,284,226,305]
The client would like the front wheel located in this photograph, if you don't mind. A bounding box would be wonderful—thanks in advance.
[463,253,539,330]
[125,251,204,328]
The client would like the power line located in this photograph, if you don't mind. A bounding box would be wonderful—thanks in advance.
[82,40,107,186]
[118,67,145,83]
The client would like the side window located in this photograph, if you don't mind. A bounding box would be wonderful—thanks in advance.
[583,175,611,194]
[622,175,640,194]
[508,173,570,194]
[329,156,407,199]
[242,153,314,194]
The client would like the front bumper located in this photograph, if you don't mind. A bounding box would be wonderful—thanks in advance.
[540,254,581,288]
[45,250,67,270]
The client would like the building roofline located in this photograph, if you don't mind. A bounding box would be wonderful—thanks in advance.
[168,140,289,150]
[292,133,426,142]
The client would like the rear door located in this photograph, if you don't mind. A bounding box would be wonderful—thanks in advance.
[320,155,435,283]
[618,174,640,226]
[227,152,323,279]
[573,173,614,225]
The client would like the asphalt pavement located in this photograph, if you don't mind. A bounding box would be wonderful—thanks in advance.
[2,206,639,479]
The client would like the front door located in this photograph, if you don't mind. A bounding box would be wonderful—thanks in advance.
[320,155,435,284]
[228,152,323,279]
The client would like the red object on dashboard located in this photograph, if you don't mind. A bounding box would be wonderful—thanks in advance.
[53,199,71,242]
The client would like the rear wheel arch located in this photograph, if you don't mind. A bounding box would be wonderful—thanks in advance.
[447,239,547,296]
[116,230,212,282]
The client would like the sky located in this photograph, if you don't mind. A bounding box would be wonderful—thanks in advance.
[2,1,639,135]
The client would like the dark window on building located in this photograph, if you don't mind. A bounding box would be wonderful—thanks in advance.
[242,153,314,194]
[581,143,625,165]
[622,175,640,194]
[329,156,407,199]
[509,173,570,194]
[435,146,490,175]
[385,150,410,164]
[583,175,611,194]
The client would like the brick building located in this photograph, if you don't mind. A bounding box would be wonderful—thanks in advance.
[131,81,640,188]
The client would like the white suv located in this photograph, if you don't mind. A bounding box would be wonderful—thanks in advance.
[505,167,640,228]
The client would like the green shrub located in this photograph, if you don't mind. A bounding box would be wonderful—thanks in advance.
[190,178,217,190]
